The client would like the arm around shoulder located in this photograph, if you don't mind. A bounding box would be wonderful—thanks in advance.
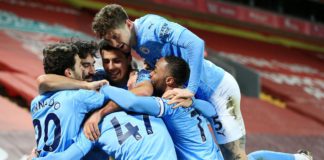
[193,99,217,118]
[37,74,89,94]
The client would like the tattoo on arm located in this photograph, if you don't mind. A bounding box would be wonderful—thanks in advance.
[239,135,246,151]
[219,136,247,160]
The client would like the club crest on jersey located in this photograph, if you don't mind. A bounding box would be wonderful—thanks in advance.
[140,46,150,54]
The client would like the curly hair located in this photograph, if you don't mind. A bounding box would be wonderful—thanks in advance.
[92,4,128,38]
[43,43,79,75]
[70,40,98,59]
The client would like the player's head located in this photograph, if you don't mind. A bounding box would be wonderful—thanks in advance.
[71,40,98,82]
[92,4,133,53]
[99,40,132,86]
[43,43,84,81]
[150,56,190,96]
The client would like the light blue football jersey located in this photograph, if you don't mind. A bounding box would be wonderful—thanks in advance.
[89,112,176,160]
[133,14,225,100]
[30,89,105,157]
[160,99,220,160]
[33,111,177,160]
[100,85,221,160]
[93,68,108,82]
[136,69,151,84]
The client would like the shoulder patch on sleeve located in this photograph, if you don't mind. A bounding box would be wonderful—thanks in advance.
[159,23,171,42]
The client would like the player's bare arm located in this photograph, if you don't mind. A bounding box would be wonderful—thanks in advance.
[219,136,247,160]
[37,74,108,94]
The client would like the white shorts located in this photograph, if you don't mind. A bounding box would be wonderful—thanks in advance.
[208,72,246,144]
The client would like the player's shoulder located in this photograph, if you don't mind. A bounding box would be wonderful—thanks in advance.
[141,14,165,21]
[161,98,195,111]
[30,91,68,115]
[137,14,167,27]
[159,97,194,118]
[30,91,58,111]
[160,98,176,109]
[68,89,104,111]
[30,94,45,113]
[67,88,95,93]
[47,89,100,104]
[55,89,96,97]
[74,89,101,99]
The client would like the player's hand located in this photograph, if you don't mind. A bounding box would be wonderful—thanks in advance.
[171,97,193,108]
[86,80,109,90]
[163,88,194,102]
[84,110,102,141]
[27,148,38,160]
[127,71,138,90]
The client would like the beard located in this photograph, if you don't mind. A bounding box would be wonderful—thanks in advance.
[84,76,93,82]
[152,82,166,97]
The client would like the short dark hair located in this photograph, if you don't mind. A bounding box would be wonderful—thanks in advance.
[164,56,190,86]
[98,39,130,57]
[92,4,128,38]
[71,40,98,59]
[43,43,79,75]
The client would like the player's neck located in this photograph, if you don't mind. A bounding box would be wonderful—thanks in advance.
[164,85,183,92]
[164,87,173,93]
[110,73,129,89]
[130,25,137,47]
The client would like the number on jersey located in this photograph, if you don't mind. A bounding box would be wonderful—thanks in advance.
[33,113,61,152]
[111,115,153,145]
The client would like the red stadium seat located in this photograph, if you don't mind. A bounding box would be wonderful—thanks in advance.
[0,71,38,105]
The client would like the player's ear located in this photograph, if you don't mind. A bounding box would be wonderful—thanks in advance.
[126,19,133,29]
[165,76,175,86]
[64,68,73,78]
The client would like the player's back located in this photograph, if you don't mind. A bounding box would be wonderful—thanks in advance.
[160,98,220,160]
[134,15,226,101]
[30,89,104,157]
[96,111,177,160]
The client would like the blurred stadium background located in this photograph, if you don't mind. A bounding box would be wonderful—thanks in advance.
[0,0,323,159]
